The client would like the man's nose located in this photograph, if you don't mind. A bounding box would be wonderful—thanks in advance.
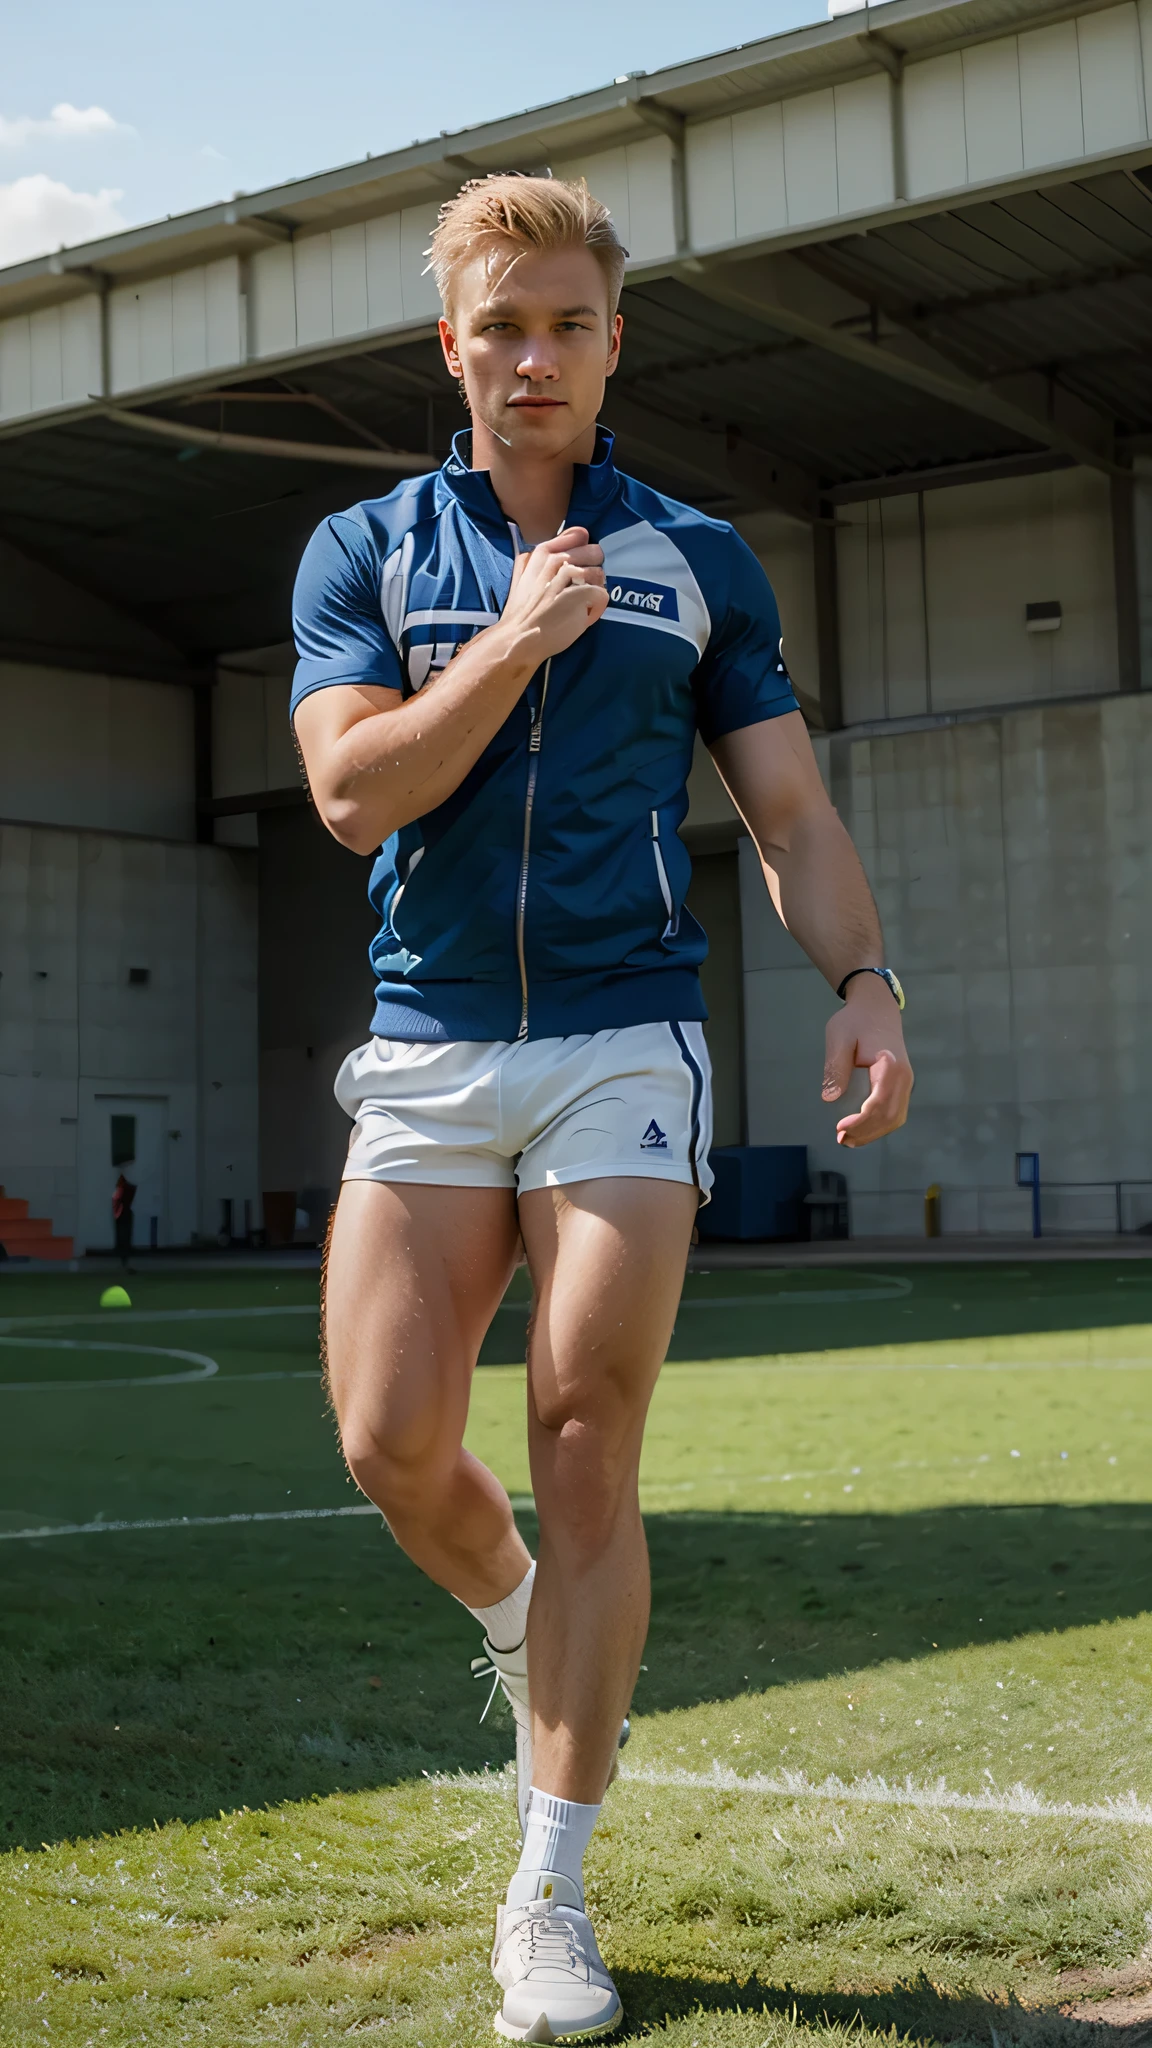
[516,346,560,383]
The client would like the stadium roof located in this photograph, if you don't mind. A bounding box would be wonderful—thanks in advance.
[0,0,1149,716]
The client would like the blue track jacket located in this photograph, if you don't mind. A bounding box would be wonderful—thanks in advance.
[291,427,799,1043]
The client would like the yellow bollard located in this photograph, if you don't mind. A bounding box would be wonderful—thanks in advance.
[924,1183,941,1239]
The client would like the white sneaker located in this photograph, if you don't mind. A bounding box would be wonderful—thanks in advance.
[491,1874,622,2041]
[472,1641,632,1839]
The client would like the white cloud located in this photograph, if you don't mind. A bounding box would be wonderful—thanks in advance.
[0,103,133,149]
[0,173,126,266]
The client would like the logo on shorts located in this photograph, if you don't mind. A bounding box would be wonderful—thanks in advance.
[640,1118,668,1150]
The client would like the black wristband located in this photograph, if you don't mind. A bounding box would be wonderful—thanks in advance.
[837,967,905,1009]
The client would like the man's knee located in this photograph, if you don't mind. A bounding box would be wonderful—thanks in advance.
[531,1352,649,1450]
[532,1398,644,1552]
[340,1413,451,1523]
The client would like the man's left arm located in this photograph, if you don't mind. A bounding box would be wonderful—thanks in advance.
[709,712,913,1148]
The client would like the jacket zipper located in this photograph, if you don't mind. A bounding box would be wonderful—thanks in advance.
[515,655,551,1041]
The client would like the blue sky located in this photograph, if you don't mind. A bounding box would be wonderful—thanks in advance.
[2,0,824,267]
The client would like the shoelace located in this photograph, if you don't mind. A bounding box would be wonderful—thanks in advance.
[469,1653,502,1725]
[520,1913,587,1972]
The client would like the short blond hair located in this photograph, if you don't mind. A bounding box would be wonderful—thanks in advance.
[428,174,628,319]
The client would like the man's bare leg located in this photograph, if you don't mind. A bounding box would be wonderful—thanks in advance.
[518,1177,698,1803]
[325,1178,530,1606]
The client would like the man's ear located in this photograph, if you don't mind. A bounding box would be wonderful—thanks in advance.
[438,315,462,379]
[604,311,623,379]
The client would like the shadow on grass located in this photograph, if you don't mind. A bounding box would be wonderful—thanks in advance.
[614,1969,1147,2045]
[3,1499,1152,1847]
[638,1498,1152,1714]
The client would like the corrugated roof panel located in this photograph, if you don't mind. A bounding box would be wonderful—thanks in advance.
[1078,171,1152,235]
[1031,183,1152,261]
[815,229,1005,301]
[819,168,1152,313]
[994,189,1133,268]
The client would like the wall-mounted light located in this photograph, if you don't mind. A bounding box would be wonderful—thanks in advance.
[127,966,151,986]
[1025,601,1062,634]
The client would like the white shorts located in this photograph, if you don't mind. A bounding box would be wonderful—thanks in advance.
[335,1022,713,1202]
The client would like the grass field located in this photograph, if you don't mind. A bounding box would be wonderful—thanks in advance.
[3,1257,1152,2046]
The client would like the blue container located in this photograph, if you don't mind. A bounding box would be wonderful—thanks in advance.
[697,1145,809,1241]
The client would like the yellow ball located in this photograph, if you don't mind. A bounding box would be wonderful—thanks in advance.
[99,1285,132,1310]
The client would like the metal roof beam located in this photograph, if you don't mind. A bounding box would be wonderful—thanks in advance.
[0,639,210,686]
[855,29,905,81]
[0,529,193,648]
[870,256,1152,328]
[601,389,820,521]
[100,406,433,469]
[210,785,306,817]
[220,206,293,244]
[827,448,1075,501]
[677,254,1125,477]
[0,529,206,683]
[628,95,684,146]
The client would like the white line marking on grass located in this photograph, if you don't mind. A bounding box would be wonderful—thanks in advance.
[0,1338,218,1390]
[493,1281,915,1312]
[678,1283,914,1307]
[664,1357,1152,1375]
[618,1764,1152,1825]
[0,1305,317,1333]
[208,1370,321,1383]
[433,1760,1152,1827]
[0,1504,381,1541]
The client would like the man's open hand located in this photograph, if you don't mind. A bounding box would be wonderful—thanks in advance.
[821,981,913,1147]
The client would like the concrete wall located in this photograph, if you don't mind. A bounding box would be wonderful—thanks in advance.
[0,662,196,839]
[213,647,298,850]
[257,804,377,1231]
[838,468,1119,723]
[741,694,1152,1235]
[1135,460,1152,691]
[0,820,258,1248]
[0,662,258,1248]
[735,511,820,714]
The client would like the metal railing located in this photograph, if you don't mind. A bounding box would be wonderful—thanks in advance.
[1030,1180,1152,1238]
[845,1182,1152,1239]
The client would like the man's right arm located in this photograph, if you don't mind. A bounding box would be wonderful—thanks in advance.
[294,527,606,855]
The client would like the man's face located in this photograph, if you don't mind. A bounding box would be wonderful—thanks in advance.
[439,240,622,461]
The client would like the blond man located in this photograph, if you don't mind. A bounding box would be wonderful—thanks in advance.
[292,175,912,2039]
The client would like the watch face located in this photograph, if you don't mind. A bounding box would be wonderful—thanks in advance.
[883,970,906,1011]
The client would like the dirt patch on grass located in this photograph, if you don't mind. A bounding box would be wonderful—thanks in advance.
[1066,1992,1152,2033]
[1059,1948,1152,2034]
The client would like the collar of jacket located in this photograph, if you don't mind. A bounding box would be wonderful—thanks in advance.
[435,425,621,541]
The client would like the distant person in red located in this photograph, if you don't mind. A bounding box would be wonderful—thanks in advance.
[112,1172,136,1268]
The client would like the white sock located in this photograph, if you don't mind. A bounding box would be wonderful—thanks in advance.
[506,1787,601,1909]
[463,1561,535,1652]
